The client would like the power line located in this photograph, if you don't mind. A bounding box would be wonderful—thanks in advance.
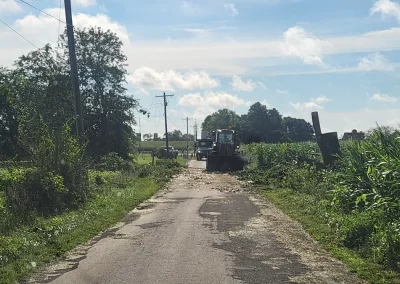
[57,0,63,43]
[0,19,39,49]
[18,0,69,26]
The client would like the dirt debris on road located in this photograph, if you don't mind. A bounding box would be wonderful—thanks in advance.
[27,160,365,284]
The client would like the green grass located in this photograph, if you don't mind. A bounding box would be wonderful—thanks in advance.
[0,176,160,284]
[139,140,195,151]
[135,153,188,167]
[263,189,400,284]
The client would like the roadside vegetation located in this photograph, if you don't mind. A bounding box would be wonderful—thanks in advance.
[139,140,195,152]
[0,26,184,284]
[136,152,187,166]
[240,127,400,284]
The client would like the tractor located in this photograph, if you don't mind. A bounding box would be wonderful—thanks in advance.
[206,129,244,172]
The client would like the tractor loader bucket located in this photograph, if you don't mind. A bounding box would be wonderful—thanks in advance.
[206,155,244,172]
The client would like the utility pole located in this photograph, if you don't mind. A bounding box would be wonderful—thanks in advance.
[64,0,84,144]
[194,120,198,140]
[138,114,141,151]
[193,120,198,156]
[183,117,193,159]
[156,92,174,152]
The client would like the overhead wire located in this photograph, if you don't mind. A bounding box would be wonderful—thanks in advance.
[0,19,39,49]
[18,0,69,26]
[57,0,62,44]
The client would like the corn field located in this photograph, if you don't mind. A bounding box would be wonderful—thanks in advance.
[241,127,400,271]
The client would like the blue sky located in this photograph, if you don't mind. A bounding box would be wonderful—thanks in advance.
[1,0,400,136]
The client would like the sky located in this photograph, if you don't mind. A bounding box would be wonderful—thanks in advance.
[1,0,400,137]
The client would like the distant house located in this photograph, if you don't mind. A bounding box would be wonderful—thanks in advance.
[342,129,365,140]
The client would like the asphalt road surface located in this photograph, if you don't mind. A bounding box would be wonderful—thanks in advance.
[29,160,365,284]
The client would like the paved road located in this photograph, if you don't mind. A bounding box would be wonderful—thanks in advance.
[31,160,364,284]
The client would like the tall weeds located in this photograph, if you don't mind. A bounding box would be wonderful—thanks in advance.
[241,127,400,270]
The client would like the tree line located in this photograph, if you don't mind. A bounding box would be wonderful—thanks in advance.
[201,103,315,144]
[143,130,194,141]
[0,27,137,161]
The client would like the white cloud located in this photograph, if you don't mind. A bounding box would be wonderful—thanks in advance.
[205,91,246,107]
[260,99,269,107]
[290,96,331,111]
[281,26,330,65]
[179,91,248,107]
[181,1,202,15]
[312,96,331,104]
[276,89,288,94]
[371,0,400,21]
[0,0,21,15]
[72,0,97,7]
[231,75,265,91]
[11,9,129,46]
[177,93,203,106]
[357,53,394,71]
[371,93,398,103]
[224,3,238,16]
[290,101,324,111]
[128,67,219,91]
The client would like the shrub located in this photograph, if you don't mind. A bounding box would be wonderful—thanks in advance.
[4,120,89,216]
[95,152,133,172]
[4,169,67,215]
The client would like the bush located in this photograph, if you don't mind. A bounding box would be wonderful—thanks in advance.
[4,121,89,216]
[95,152,133,172]
[4,169,66,215]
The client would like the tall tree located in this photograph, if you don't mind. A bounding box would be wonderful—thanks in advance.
[0,68,21,158]
[283,117,314,142]
[14,44,73,132]
[60,27,137,159]
[243,102,284,143]
[201,109,241,132]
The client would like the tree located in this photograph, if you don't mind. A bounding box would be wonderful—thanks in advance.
[242,102,284,143]
[283,117,314,142]
[201,109,241,132]
[143,133,153,141]
[165,129,183,141]
[182,133,195,141]
[60,27,137,159]
[0,68,21,158]
[14,44,74,133]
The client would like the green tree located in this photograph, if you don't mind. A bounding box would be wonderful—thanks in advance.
[201,109,241,132]
[14,44,74,135]
[283,117,314,142]
[243,102,284,143]
[165,130,183,141]
[60,27,137,159]
[0,68,21,158]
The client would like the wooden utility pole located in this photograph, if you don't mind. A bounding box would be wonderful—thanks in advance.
[183,117,193,158]
[194,120,198,140]
[64,0,84,144]
[156,92,174,153]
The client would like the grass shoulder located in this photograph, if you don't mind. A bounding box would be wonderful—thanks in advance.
[0,166,181,284]
[262,188,400,284]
